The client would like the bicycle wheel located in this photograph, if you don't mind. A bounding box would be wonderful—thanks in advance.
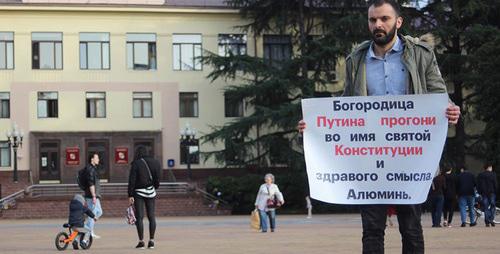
[55,232,69,251]
[79,233,93,249]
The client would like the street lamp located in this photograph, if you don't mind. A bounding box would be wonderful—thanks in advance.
[180,123,196,181]
[6,123,23,183]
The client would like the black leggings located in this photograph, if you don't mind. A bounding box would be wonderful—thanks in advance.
[134,195,156,241]
[443,196,456,224]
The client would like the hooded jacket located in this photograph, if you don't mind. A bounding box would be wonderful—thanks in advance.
[68,194,95,227]
[343,35,448,97]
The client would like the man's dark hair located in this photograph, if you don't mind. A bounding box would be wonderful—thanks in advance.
[88,153,99,163]
[483,163,493,170]
[135,145,148,160]
[368,0,401,17]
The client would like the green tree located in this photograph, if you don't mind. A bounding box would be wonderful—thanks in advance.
[202,0,366,169]
[410,0,500,168]
[201,0,367,210]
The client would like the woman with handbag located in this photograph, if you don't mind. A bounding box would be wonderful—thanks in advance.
[254,173,285,233]
[128,146,161,249]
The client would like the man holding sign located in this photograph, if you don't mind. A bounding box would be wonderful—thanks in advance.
[298,0,460,253]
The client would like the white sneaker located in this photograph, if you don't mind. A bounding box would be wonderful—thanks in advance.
[91,233,101,239]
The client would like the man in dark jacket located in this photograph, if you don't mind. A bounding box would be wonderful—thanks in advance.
[84,153,103,239]
[477,164,498,227]
[457,167,476,227]
[68,194,96,249]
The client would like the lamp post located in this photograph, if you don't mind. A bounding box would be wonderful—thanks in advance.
[6,123,23,183]
[180,123,196,181]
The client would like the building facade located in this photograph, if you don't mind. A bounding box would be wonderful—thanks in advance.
[0,0,266,184]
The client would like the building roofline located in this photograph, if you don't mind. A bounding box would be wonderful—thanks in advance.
[0,4,239,14]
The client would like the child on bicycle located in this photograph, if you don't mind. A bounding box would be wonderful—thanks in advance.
[68,194,97,250]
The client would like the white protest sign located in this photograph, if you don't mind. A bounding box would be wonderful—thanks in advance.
[301,94,449,204]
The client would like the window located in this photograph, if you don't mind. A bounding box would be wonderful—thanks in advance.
[0,32,14,69]
[173,34,202,71]
[80,33,110,70]
[180,139,199,165]
[179,92,198,117]
[86,92,106,118]
[133,92,152,118]
[263,35,291,66]
[126,33,156,70]
[37,92,58,118]
[0,142,10,167]
[0,92,9,118]
[224,92,243,117]
[218,34,247,56]
[32,32,63,69]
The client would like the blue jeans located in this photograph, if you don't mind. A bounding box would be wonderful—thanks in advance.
[458,195,475,224]
[85,198,103,234]
[431,195,444,226]
[258,209,276,232]
[482,194,496,224]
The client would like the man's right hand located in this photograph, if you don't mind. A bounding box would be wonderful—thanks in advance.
[129,197,135,206]
[298,120,306,133]
[92,196,97,205]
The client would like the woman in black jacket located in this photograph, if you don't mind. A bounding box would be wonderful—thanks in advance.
[128,146,161,249]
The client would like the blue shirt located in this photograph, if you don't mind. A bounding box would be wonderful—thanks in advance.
[365,36,407,96]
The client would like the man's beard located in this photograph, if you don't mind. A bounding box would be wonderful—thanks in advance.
[371,24,397,46]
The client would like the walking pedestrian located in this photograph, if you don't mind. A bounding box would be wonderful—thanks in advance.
[254,173,285,233]
[83,153,103,239]
[457,167,476,227]
[477,164,497,227]
[430,171,446,227]
[443,166,457,227]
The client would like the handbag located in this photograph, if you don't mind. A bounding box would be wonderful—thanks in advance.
[266,186,282,209]
[126,205,136,225]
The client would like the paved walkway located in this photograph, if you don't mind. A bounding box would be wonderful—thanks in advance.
[0,214,498,253]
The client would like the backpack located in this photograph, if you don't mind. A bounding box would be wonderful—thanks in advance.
[76,167,88,190]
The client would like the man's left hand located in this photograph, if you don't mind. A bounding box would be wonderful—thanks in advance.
[446,103,460,125]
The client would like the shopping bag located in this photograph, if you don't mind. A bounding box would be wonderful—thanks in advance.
[126,205,136,225]
[250,209,261,230]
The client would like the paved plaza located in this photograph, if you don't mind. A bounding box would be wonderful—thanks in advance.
[0,214,499,253]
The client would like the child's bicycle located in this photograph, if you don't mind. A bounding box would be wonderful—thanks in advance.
[54,223,93,251]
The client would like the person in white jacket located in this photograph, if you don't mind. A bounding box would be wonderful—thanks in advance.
[254,173,285,232]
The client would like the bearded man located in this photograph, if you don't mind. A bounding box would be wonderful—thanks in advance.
[298,0,460,253]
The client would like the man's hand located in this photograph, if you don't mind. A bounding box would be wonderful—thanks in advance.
[92,196,97,205]
[129,197,135,206]
[298,120,306,133]
[446,103,460,125]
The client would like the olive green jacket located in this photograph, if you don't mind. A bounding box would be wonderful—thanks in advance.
[342,35,448,96]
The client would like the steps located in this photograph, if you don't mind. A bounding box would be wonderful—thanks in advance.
[0,194,230,219]
[0,182,231,219]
